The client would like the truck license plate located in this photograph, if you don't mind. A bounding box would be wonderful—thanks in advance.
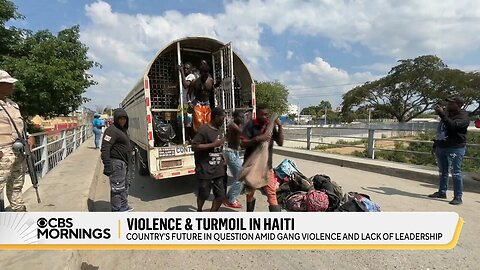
[161,159,182,169]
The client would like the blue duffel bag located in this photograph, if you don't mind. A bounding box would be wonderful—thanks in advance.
[274,159,300,179]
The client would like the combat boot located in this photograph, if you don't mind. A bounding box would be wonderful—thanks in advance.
[268,205,281,212]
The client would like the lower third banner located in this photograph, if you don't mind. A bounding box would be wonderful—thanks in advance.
[0,212,462,250]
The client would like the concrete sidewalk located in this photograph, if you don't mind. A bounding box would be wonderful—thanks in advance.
[274,146,480,192]
[19,137,101,211]
[0,137,101,270]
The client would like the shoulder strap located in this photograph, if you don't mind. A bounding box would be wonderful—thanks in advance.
[0,102,24,140]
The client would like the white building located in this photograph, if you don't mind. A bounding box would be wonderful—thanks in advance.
[298,115,313,124]
[288,104,299,115]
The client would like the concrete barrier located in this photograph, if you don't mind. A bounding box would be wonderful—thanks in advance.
[274,146,480,193]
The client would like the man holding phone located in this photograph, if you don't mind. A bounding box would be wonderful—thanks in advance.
[428,96,469,205]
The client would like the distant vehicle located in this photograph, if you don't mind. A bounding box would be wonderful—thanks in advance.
[122,37,255,179]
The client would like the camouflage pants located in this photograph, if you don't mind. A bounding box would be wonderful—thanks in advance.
[0,151,26,212]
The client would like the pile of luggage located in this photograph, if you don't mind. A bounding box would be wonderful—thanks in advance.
[274,159,381,212]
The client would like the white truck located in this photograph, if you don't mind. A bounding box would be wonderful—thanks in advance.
[122,37,255,179]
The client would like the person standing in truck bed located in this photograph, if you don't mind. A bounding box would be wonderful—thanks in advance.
[190,60,214,133]
[178,62,196,140]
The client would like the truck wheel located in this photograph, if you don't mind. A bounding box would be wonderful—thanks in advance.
[135,147,149,176]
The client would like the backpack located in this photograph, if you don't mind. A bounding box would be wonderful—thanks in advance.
[336,192,370,212]
[359,197,381,212]
[305,190,329,212]
[341,192,370,204]
[288,171,314,192]
[285,191,307,212]
[275,159,300,179]
[321,189,341,211]
[312,174,343,199]
[276,182,292,208]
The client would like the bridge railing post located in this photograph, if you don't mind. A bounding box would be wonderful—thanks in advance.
[306,127,312,150]
[41,134,49,177]
[61,130,67,160]
[367,128,375,159]
[73,127,78,151]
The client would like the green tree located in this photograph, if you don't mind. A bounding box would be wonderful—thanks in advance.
[340,110,356,123]
[319,100,332,111]
[2,25,99,117]
[287,113,297,121]
[469,72,480,115]
[255,80,289,116]
[300,105,318,117]
[341,55,476,122]
[0,0,24,58]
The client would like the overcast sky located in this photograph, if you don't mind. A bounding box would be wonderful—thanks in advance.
[9,0,480,110]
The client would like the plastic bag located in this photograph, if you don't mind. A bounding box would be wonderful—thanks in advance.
[153,114,176,146]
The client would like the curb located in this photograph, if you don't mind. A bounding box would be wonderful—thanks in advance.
[87,158,104,212]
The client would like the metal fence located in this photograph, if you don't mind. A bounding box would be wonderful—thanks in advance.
[0,125,93,211]
[283,125,480,162]
[30,125,93,178]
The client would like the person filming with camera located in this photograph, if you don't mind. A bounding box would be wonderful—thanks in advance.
[428,96,470,205]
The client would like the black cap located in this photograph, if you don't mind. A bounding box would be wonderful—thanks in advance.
[445,96,465,106]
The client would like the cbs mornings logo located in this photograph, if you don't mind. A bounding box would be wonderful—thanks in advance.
[37,217,111,240]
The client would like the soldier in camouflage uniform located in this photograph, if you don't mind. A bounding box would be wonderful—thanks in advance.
[0,70,27,212]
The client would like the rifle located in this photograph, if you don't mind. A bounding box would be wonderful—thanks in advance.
[0,102,41,203]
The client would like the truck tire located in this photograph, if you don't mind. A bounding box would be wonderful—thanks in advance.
[135,146,150,176]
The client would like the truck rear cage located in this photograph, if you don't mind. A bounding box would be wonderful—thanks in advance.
[148,49,178,110]
[122,37,255,178]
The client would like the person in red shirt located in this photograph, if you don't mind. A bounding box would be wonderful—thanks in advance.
[240,104,284,212]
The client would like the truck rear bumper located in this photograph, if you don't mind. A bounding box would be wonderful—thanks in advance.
[152,166,196,179]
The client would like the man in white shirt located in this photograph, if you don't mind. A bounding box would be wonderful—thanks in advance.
[178,62,196,105]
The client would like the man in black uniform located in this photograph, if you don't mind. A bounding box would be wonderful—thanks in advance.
[101,108,134,212]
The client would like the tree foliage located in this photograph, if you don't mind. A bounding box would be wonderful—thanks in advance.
[300,100,342,124]
[341,55,480,122]
[0,0,24,57]
[0,0,98,118]
[255,80,289,116]
[301,100,332,116]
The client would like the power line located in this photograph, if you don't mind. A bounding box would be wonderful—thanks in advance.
[291,93,342,98]
[288,81,367,91]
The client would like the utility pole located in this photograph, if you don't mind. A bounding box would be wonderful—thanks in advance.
[324,106,327,126]
[368,108,371,126]
[297,103,300,125]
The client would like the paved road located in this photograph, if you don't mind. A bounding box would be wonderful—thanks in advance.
[84,154,478,269]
